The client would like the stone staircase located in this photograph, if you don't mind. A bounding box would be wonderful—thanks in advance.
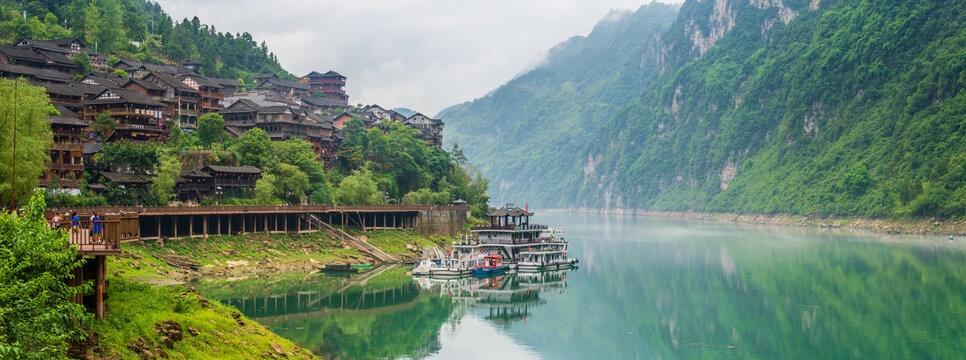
[302,214,397,263]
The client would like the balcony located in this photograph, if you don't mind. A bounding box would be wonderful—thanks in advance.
[50,143,85,152]
[116,124,164,133]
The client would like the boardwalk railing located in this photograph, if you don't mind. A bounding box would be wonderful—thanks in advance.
[46,204,470,216]
[51,218,121,254]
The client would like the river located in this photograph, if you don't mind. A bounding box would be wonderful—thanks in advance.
[191,212,966,359]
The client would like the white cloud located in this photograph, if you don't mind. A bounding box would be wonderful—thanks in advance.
[155,0,683,115]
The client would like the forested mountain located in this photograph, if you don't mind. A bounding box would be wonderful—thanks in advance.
[441,0,966,218]
[438,2,680,206]
[0,0,290,81]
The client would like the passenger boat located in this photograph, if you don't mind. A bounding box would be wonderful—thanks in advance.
[460,204,577,272]
[412,204,579,276]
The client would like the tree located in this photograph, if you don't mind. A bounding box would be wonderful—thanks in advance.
[0,190,93,359]
[231,128,271,167]
[91,110,114,141]
[151,149,181,204]
[273,163,309,204]
[254,174,278,205]
[71,51,92,76]
[334,170,383,205]
[96,141,160,173]
[195,113,225,147]
[95,0,122,53]
[0,79,53,208]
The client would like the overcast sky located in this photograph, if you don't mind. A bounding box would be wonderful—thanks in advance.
[155,0,682,116]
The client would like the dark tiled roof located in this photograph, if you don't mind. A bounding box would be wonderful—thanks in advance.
[144,63,178,74]
[203,165,261,174]
[323,70,345,78]
[124,77,164,91]
[81,74,125,88]
[301,96,344,108]
[146,72,198,93]
[0,62,73,83]
[30,80,84,97]
[36,49,74,66]
[211,77,243,87]
[100,171,153,184]
[259,77,309,90]
[0,45,46,62]
[258,106,291,115]
[72,82,109,96]
[221,98,262,113]
[487,207,534,217]
[51,104,87,126]
[87,88,164,106]
[183,75,221,88]
[254,73,277,79]
[302,71,324,78]
[180,169,212,178]
[15,39,70,53]
[84,143,102,155]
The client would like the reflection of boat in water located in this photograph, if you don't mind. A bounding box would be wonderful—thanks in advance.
[319,263,359,272]
[416,269,572,327]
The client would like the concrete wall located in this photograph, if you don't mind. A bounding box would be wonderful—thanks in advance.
[415,209,469,237]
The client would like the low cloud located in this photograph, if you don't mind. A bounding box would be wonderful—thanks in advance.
[156,0,682,115]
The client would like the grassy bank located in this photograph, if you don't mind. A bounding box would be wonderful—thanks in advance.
[90,229,452,359]
[110,230,453,283]
[86,278,315,359]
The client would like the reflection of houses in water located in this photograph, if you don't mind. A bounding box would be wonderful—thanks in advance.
[417,270,571,328]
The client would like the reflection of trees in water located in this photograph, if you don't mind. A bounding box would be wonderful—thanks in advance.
[575,234,966,359]
[197,266,454,359]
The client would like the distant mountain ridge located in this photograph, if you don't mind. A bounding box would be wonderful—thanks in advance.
[441,0,966,219]
[438,2,680,206]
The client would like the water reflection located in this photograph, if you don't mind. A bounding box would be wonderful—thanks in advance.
[192,213,966,359]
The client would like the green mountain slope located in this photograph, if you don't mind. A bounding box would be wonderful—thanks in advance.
[437,3,680,205]
[443,0,966,218]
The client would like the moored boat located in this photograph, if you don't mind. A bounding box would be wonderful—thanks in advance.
[320,263,359,272]
[472,255,507,277]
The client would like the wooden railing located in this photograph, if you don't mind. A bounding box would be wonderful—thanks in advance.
[50,218,121,254]
[46,204,471,216]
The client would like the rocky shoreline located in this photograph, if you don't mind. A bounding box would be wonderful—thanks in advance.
[543,208,966,236]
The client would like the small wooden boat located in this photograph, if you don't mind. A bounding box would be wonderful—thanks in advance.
[320,263,359,272]
[350,263,371,270]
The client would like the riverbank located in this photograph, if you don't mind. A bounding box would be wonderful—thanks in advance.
[544,208,966,236]
[109,230,453,284]
[86,229,452,359]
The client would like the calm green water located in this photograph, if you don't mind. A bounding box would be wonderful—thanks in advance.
[192,212,966,359]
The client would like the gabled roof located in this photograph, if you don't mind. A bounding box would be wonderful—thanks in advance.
[50,104,87,127]
[179,169,212,178]
[29,80,84,98]
[0,45,46,63]
[35,49,74,66]
[15,38,74,53]
[258,77,309,90]
[0,62,73,83]
[222,98,262,113]
[80,74,125,88]
[301,96,344,108]
[302,71,324,78]
[87,88,164,107]
[72,82,108,96]
[323,70,345,79]
[486,207,533,217]
[123,77,165,92]
[258,105,292,115]
[203,165,261,174]
[254,73,277,79]
[145,72,198,93]
[183,74,222,89]
[211,77,243,87]
[100,171,153,184]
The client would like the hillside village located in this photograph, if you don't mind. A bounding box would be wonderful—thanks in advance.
[0,37,445,204]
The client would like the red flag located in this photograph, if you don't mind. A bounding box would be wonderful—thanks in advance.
[526,202,528,211]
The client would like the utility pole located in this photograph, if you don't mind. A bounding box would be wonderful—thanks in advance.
[11,78,18,210]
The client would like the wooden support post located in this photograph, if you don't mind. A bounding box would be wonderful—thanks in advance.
[275,214,278,232]
[217,215,221,235]
[242,213,246,234]
[95,255,106,319]
[284,214,288,233]
[173,216,178,238]
[298,215,301,232]
[157,216,161,238]
[264,215,269,234]
[203,215,209,238]
[228,214,232,235]
[189,215,194,237]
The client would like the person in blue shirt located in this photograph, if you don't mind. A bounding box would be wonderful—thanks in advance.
[69,211,81,242]
[91,212,102,243]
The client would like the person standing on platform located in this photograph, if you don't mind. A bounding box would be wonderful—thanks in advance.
[91,212,102,244]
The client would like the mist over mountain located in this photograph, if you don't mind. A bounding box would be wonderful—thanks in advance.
[442,0,966,219]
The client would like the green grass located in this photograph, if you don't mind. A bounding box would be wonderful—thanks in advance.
[89,278,317,359]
